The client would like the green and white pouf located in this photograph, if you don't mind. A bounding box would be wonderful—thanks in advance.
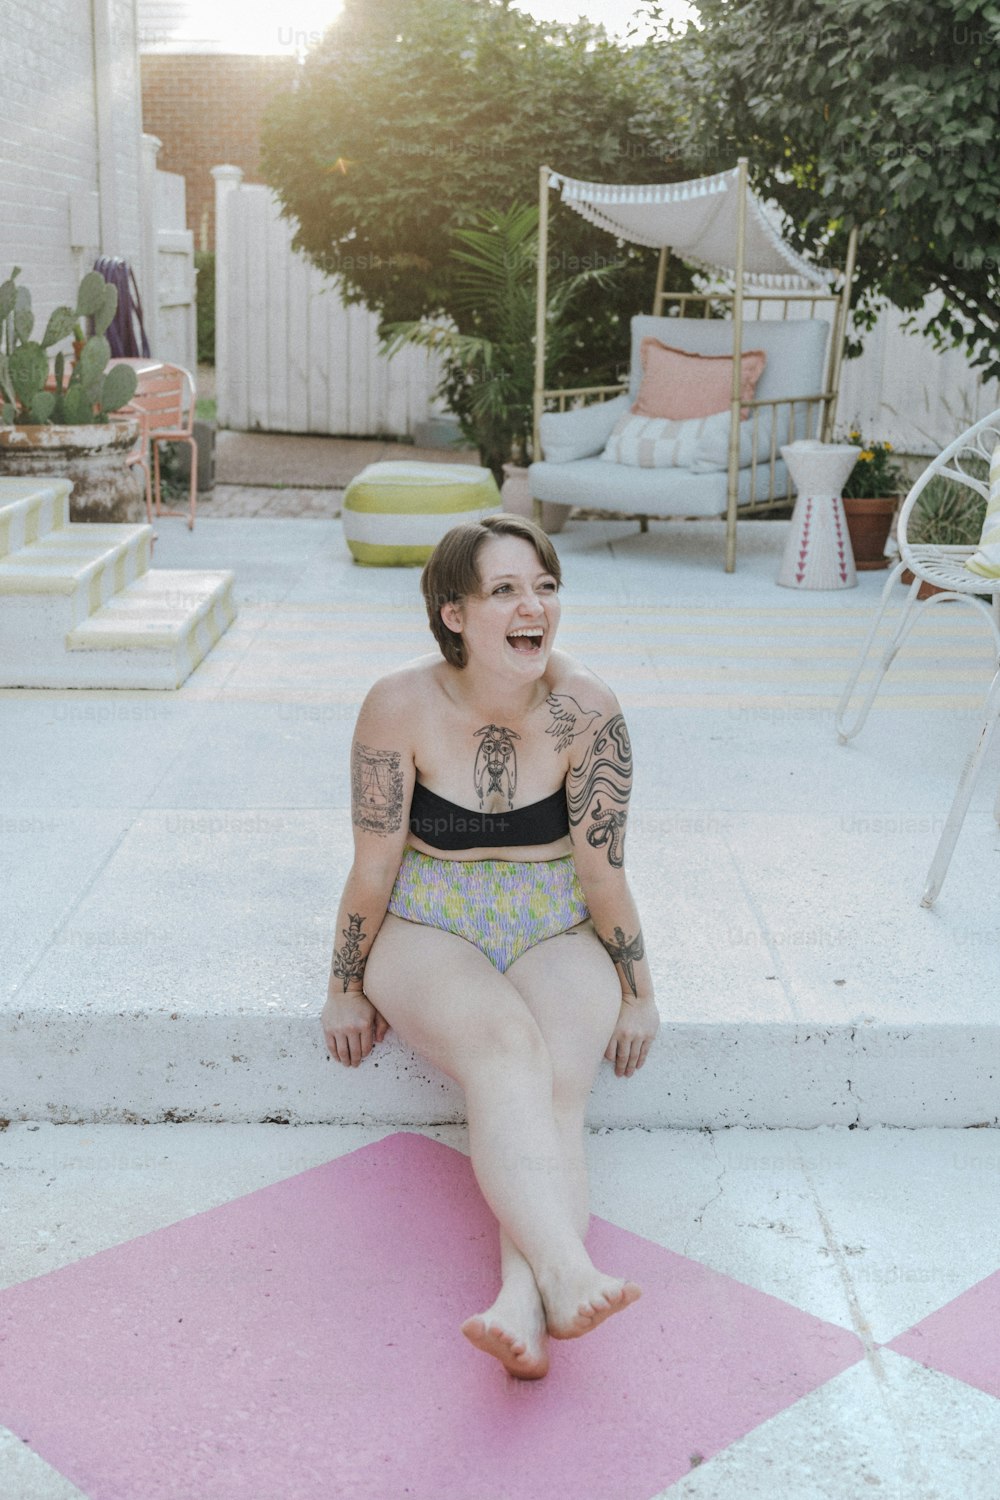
[342,461,502,566]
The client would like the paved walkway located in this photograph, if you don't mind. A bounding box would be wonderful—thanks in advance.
[211,428,479,510]
[1,485,999,1498]
[212,432,479,501]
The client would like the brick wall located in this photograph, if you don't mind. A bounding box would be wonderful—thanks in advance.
[0,0,143,322]
[140,54,297,251]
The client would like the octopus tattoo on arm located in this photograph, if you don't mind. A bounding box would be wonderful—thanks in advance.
[352,742,404,836]
[566,713,633,868]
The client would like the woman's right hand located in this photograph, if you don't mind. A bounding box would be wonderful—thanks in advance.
[321,987,390,1067]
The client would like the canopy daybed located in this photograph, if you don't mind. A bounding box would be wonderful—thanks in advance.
[530,158,859,571]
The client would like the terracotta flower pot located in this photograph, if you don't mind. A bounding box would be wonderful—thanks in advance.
[0,419,142,522]
[900,568,948,600]
[842,494,899,570]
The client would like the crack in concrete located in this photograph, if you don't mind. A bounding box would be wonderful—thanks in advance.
[683,1126,727,1253]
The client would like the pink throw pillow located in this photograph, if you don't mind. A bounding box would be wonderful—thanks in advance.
[633,339,767,421]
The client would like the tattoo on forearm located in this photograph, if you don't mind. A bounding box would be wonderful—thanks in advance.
[600,925,645,996]
[545,693,600,753]
[474,723,520,810]
[352,742,404,836]
[332,912,367,991]
[567,713,633,867]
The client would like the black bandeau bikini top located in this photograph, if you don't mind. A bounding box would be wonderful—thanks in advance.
[408,780,569,851]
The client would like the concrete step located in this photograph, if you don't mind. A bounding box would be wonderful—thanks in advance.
[3,1002,1000,1130]
[0,523,153,626]
[0,478,72,557]
[66,569,237,688]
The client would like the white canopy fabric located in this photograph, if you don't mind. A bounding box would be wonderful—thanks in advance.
[549,166,828,288]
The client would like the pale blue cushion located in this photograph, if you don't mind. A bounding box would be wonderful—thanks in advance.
[539,393,630,463]
[528,455,790,517]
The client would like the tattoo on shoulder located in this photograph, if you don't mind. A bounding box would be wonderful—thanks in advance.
[545,693,601,753]
[352,742,404,836]
[332,913,368,991]
[600,925,644,996]
[566,713,633,868]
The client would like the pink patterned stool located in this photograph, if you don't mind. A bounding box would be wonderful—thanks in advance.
[777,441,860,590]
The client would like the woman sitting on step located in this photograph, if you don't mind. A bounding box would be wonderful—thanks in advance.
[321,513,659,1379]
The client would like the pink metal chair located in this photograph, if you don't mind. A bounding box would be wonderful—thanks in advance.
[123,362,198,530]
[124,397,154,525]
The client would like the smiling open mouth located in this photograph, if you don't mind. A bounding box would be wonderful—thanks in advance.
[506,627,544,653]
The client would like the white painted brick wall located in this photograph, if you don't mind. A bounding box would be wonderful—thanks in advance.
[110,0,144,277]
[0,0,143,329]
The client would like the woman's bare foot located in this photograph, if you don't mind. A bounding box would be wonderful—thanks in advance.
[461,1281,550,1379]
[538,1266,642,1340]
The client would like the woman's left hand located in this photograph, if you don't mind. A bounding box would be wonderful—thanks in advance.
[605,993,659,1078]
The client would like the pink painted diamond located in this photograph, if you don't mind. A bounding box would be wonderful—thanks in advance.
[883,1270,1000,1399]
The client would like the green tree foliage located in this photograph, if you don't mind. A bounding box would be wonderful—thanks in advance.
[259,0,685,413]
[638,0,1000,377]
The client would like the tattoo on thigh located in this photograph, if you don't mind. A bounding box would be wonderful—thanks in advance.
[600,925,644,996]
[567,713,633,867]
[332,912,367,991]
[474,723,520,809]
[545,693,601,753]
[352,742,404,835]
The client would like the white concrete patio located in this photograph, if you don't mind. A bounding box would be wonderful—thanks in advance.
[2,512,998,1129]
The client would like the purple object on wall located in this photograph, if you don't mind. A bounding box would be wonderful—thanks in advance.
[93,256,151,358]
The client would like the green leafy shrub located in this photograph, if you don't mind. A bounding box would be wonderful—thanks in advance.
[908,468,987,546]
[383,203,621,477]
[195,251,215,366]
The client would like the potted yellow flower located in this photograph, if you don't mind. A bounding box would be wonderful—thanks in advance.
[840,430,906,569]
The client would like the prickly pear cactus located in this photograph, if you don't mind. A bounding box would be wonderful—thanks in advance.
[0,266,137,426]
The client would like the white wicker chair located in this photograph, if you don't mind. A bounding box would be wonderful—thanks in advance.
[835,408,1000,907]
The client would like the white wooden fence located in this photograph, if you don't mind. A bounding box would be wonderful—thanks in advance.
[212,166,440,436]
[835,295,1000,456]
[141,134,196,372]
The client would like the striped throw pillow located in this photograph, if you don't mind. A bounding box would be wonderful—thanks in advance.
[600,412,705,469]
[963,442,1000,579]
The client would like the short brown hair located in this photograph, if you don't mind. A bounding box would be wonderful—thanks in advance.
[420,514,562,668]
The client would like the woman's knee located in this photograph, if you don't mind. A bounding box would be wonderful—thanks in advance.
[465,1002,551,1080]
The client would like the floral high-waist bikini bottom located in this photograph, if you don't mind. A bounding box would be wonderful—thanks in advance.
[386,847,590,972]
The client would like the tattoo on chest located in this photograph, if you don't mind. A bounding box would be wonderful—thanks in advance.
[474,723,520,810]
[332,912,368,991]
[352,742,404,836]
[567,713,633,867]
[545,693,601,753]
[600,925,644,996]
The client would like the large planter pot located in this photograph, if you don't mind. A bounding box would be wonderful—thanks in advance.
[0,419,142,523]
[500,463,570,536]
[842,495,900,570]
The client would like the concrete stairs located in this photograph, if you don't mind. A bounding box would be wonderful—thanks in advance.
[0,477,235,688]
